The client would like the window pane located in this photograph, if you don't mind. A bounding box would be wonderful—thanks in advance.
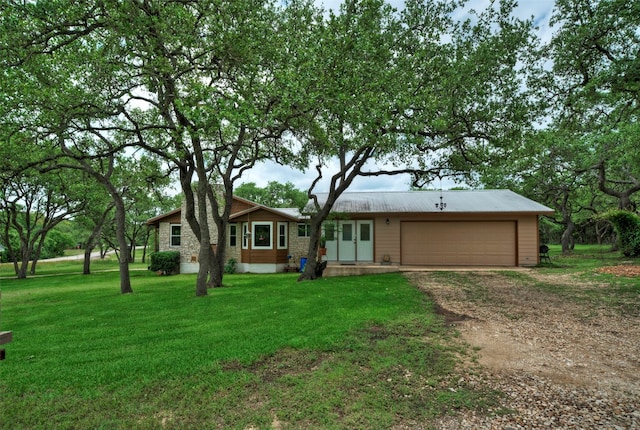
[342,223,352,241]
[325,223,336,241]
[279,224,286,247]
[242,223,249,248]
[229,224,237,247]
[170,225,181,246]
[360,223,370,241]
[298,223,310,237]
[254,224,271,247]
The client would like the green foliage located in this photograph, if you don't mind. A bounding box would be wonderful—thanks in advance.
[148,251,180,274]
[601,210,640,257]
[235,181,308,209]
[224,257,237,274]
[40,229,75,259]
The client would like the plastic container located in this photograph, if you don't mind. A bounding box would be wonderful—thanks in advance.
[300,257,307,273]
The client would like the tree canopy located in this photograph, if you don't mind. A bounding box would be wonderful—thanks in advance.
[1,0,639,290]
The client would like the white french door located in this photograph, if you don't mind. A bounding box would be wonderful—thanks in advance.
[324,220,373,262]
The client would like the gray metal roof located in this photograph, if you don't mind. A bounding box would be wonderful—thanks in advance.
[306,190,553,214]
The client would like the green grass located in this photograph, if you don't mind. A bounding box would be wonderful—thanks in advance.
[533,244,640,315]
[0,253,149,278]
[4,244,634,428]
[0,266,491,429]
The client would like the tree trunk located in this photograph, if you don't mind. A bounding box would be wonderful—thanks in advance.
[298,217,326,281]
[16,242,32,279]
[208,215,228,288]
[195,181,210,296]
[83,246,93,275]
[83,221,103,275]
[29,234,47,276]
[208,255,223,288]
[113,195,133,294]
[561,220,575,255]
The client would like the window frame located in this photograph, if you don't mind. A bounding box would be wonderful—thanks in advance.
[229,223,237,247]
[242,223,249,249]
[252,222,273,250]
[169,224,181,247]
[297,223,311,237]
[277,222,288,249]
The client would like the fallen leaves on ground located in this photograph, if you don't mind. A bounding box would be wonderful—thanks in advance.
[597,265,640,277]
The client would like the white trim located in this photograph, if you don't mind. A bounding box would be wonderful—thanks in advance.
[242,222,249,249]
[277,222,288,249]
[235,263,284,273]
[252,221,273,250]
[229,223,238,247]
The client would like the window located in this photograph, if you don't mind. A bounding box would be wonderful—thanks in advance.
[342,223,353,241]
[278,222,288,249]
[297,223,311,237]
[229,224,237,247]
[360,223,371,241]
[252,222,272,249]
[242,223,249,249]
[170,224,181,247]
[324,222,336,241]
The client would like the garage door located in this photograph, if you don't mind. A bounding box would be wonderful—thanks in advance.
[401,221,516,266]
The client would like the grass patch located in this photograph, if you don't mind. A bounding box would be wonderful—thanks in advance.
[0,267,495,429]
[532,244,640,315]
[0,254,148,278]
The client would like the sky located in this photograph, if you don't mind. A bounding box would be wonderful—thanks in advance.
[238,0,557,193]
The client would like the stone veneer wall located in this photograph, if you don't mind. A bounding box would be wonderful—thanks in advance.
[157,221,181,253]
[287,223,311,267]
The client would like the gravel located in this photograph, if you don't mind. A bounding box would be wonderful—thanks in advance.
[407,270,640,430]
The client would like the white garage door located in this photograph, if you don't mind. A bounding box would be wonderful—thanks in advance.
[401,221,516,266]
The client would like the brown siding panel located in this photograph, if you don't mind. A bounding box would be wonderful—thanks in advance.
[374,217,401,264]
[517,216,539,266]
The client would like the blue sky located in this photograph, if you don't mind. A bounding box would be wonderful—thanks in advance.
[240,0,557,192]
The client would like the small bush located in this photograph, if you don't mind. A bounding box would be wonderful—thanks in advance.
[601,210,640,257]
[148,251,181,274]
[224,258,237,274]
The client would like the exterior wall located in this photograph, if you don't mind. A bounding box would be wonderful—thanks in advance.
[516,215,540,266]
[288,223,310,263]
[156,204,542,272]
[156,212,181,253]
[174,203,310,274]
[371,212,542,267]
[374,216,401,265]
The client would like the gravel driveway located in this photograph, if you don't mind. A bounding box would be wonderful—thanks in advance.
[407,269,640,429]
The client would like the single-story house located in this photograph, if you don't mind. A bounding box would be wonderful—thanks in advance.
[146,189,553,273]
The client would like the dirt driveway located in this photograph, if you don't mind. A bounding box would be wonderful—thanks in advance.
[407,269,640,429]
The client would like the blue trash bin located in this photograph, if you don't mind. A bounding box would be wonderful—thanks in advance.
[300,257,307,273]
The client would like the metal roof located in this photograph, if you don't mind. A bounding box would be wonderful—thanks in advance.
[305,190,553,214]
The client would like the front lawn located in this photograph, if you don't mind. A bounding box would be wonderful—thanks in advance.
[0,269,488,429]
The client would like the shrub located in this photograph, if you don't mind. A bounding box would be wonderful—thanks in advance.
[601,210,640,257]
[148,251,181,274]
[224,258,237,274]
